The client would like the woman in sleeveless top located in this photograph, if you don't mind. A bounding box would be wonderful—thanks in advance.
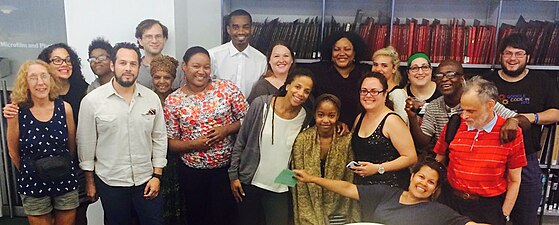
[7,60,79,225]
[349,72,417,188]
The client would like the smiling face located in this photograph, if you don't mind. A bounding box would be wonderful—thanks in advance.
[500,46,529,77]
[27,64,52,100]
[111,48,140,88]
[285,75,313,107]
[372,55,395,82]
[138,24,167,56]
[331,38,355,69]
[152,71,174,95]
[408,58,432,87]
[89,48,112,78]
[434,65,465,97]
[182,53,211,90]
[315,100,339,135]
[227,15,252,51]
[269,44,293,75]
[359,77,386,111]
[408,165,440,200]
[49,48,72,80]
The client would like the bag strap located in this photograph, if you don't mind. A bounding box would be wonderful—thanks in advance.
[443,113,461,165]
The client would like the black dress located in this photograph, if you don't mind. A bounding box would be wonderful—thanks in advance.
[351,112,410,188]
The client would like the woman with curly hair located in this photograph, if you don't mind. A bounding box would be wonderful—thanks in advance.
[7,60,79,225]
[305,31,371,127]
[4,43,90,225]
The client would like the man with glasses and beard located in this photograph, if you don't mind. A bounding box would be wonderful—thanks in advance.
[406,59,518,151]
[482,33,559,225]
[77,42,167,225]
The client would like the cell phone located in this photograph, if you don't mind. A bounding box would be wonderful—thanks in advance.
[346,161,360,169]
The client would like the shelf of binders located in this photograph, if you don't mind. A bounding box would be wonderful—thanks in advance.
[224,0,559,68]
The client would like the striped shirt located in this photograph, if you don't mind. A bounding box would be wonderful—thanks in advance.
[421,96,517,142]
[433,115,527,197]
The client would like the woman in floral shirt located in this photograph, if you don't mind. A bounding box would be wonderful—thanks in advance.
[164,46,247,225]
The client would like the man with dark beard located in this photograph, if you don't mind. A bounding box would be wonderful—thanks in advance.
[482,33,559,225]
[77,42,167,225]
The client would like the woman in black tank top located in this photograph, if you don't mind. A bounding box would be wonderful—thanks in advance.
[349,72,417,188]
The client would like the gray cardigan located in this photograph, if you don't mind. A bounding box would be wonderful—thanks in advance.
[228,95,313,183]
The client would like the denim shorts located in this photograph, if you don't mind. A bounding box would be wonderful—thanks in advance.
[20,190,79,216]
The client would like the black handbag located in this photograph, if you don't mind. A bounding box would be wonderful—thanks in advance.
[34,155,72,181]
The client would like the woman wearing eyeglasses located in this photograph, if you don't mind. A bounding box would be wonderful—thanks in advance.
[7,60,79,225]
[3,43,90,225]
[404,52,441,118]
[348,72,417,188]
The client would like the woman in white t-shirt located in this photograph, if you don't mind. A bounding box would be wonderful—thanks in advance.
[229,68,316,225]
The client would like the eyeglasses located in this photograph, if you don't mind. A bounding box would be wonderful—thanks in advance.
[359,88,384,96]
[49,57,72,65]
[409,65,431,73]
[142,34,164,41]
[87,56,110,63]
[502,51,526,59]
[28,74,50,83]
[433,71,462,80]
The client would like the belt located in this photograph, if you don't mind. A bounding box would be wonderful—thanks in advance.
[452,189,481,201]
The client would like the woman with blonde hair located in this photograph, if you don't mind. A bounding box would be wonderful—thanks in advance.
[7,60,79,225]
[371,46,408,125]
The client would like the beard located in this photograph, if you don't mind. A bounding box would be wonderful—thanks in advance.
[115,74,136,87]
[501,63,527,77]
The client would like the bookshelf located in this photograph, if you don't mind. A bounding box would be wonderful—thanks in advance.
[540,123,559,220]
[222,0,559,69]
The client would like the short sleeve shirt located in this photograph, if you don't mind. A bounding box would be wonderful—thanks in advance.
[164,79,248,169]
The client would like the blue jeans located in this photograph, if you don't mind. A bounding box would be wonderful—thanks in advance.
[95,176,163,225]
[510,153,542,225]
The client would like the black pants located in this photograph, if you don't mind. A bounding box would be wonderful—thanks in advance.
[238,183,290,225]
[95,176,163,225]
[177,163,238,225]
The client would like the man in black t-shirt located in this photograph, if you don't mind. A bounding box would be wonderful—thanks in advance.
[482,33,559,225]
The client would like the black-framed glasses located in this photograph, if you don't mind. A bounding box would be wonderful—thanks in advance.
[409,65,431,73]
[359,88,384,96]
[87,56,110,63]
[49,57,72,65]
[502,51,526,59]
[433,71,462,80]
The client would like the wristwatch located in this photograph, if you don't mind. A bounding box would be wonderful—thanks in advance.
[152,173,162,180]
[378,164,385,174]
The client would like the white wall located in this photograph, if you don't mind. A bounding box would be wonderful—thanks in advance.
[175,0,222,59]
[65,0,223,83]
[64,0,176,83]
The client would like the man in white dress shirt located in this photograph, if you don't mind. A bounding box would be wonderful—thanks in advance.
[209,9,267,96]
[77,42,167,225]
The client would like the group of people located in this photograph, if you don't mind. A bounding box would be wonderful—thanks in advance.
[5,8,559,225]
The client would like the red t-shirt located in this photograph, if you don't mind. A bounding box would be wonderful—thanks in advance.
[434,116,527,197]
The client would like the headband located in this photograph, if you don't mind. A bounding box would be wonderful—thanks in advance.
[407,52,431,66]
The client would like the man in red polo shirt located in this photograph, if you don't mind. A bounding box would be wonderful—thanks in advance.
[434,76,526,225]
